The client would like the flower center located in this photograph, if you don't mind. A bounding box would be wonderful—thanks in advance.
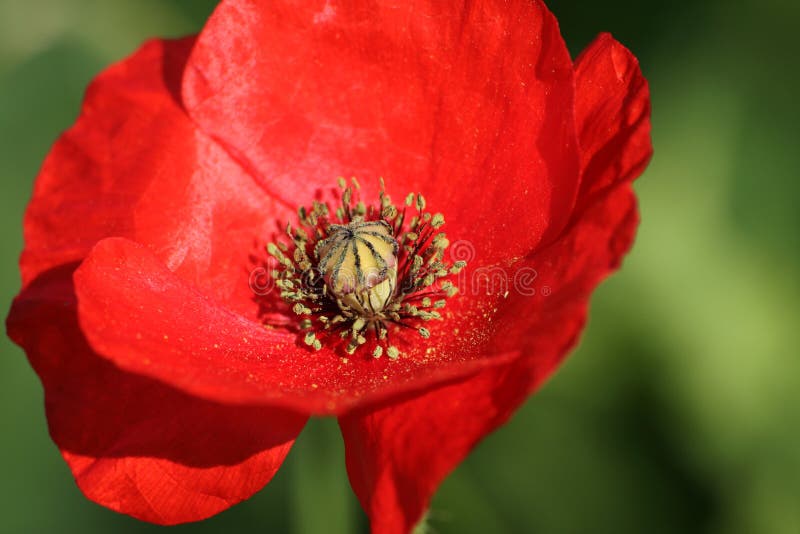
[267,178,466,358]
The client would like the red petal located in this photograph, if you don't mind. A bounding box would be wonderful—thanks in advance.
[573,33,652,210]
[74,237,519,414]
[6,265,306,525]
[340,183,639,533]
[183,0,580,265]
[21,37,288,319]
[337,43,650,518]
[336,36,652,528]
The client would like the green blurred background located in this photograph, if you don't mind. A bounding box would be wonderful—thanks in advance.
[1,0,798,532]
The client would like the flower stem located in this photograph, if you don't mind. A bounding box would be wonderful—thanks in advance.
[290,418,357,534]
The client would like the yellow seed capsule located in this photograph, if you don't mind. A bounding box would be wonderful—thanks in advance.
[315,220,399,314]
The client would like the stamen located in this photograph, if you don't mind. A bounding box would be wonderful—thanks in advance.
[266,179,465,357]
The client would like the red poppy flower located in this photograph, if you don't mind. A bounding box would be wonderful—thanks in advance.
[7,0,651,532]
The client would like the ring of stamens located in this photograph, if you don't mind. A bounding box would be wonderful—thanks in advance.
[267,177,465,358]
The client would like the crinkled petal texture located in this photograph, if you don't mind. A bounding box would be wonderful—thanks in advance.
[7,38,308,524]
[6,0,652,529]
[183,0,580,263]
[339,33,651,534]
[54,0,582,415]
[8,266,305,524]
